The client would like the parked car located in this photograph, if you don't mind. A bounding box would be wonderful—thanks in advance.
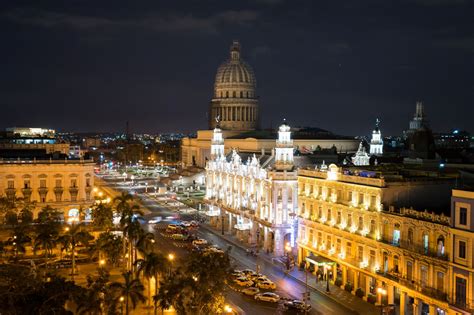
[231,270,244,278]
[257,280,276,290]
[241,269,255,276]
[284,299,312,312]
[234,277,254,287]
[190,220,199,227]
[241,287,260,296]
[254,292,280,303]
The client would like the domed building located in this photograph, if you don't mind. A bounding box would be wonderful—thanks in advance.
[209,41,259,130]
[181,40,359,167]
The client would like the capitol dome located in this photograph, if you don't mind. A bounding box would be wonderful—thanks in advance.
[209,41,259,131]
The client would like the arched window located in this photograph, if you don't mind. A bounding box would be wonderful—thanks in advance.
[437,235,445,256]
[407,228,414,245]
[393,223,401,246]
[393,255,399,273]
[422,233,429,254]
[370,219,376,234]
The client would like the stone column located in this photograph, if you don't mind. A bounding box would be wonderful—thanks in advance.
[400,291,407,315]
[341,265,347,288]
[387,285,394,305]
[352,271,359,294]
[429,304,436,315]
[365,275,371,298]
[332,264,337,282]
[228,213,233,233]
[413,298,422,315]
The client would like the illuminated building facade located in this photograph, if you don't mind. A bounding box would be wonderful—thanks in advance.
[296,166,473,314]
[0,158,95,220]
[205,121,298,256]
[352,142,370,166]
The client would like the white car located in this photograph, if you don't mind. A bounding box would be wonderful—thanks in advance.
[241,287,260,296]
[148,217,162,224]
[192,239,208,246]
[254,292,280,303]
[257,280,276,290]
[234,277,254,287]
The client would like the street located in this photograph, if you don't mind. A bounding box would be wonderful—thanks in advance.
[99,176,356,315]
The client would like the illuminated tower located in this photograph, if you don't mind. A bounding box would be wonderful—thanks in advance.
[370,118,383,155]
[268,120,298,256]
[210,117,225,160]
[275,120,294,171]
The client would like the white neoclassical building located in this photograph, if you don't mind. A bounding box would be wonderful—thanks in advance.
[204,121,298,256]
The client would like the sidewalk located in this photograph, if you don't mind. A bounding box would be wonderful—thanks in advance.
[201,222,380,315]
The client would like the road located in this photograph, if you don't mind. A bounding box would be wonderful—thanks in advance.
[99,176,356,315]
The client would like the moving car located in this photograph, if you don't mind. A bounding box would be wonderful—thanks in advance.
[284,299,312,312]
[231,270,244,278]
[241,287,260,296]
[234,277,254,287]
[192,239,208,246]
[254,292,280,303]
[257,280,276,290]
[171,233,188,241]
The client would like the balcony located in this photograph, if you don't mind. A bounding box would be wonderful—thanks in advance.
[380,238,448,261]
[54,187,64,194]
[5,187,16,199]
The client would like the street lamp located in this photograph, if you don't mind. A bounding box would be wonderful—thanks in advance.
[99,259,106,268]
[224,304,233,314]
[145,182,148,193]
[119,296,125,315]
[67,216,80,282]
[168,253,174,276]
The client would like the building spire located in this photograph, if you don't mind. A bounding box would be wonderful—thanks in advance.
[230,40,240,61]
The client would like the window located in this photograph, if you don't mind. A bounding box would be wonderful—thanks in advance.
[370,219,376,234]
[23,180,30,189]
[393,255,399,273]
[326,235,331,249]
[406,261,413,281]
[7,180,14,188]
[336,239,342,253]
[357,246,364,261]
[437,236,445,256]
[408,228,414,245]
[86,178,91,187]
[346,242,352,257]
[422,234,429,254]
[40,179,46,188]
[369,250,376,268]
[393,223,401,246]
[55,179,62,188]
[456,277,467,308]
[318,207,322,219]
[337,211,342,224]
[460,207,467,225]
[437,272,444,292]
[309,205,314,218]
[327,209,332,222]
[358,216,364,231]
[347,213,352,228]
[318,232,322,246]
[459,240,466,259]
[420,266,428,287]
[70,179,77,188]
[309,229,314,244]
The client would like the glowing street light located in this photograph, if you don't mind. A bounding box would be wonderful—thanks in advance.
[224,304,233,314]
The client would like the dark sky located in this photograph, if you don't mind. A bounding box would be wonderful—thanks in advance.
[0,0,473,136]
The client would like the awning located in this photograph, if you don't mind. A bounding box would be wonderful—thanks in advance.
[305,253,335,266]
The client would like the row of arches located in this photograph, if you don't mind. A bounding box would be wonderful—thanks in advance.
[212,106,257,122]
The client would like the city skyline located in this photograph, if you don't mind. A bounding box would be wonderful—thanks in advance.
[1,1,473,135]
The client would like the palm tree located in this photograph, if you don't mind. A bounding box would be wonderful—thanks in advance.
[58,223,93,281]
[123,219,143,271]
[10,225,31,258]
[136,232,155,256]
[135,252,168,313]
[110,271,146,315]
[92,203,114,231]
[33,231,56,257]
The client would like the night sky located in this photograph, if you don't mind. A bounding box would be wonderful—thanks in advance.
[0,0,473,136]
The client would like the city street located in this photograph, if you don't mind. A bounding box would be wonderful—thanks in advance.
[99,176,357,315]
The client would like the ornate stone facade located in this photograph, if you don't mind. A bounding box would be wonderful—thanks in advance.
[209,41,258,131]
[205,122,297,256]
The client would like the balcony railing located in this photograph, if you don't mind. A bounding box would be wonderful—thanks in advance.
[380,238,448,261]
